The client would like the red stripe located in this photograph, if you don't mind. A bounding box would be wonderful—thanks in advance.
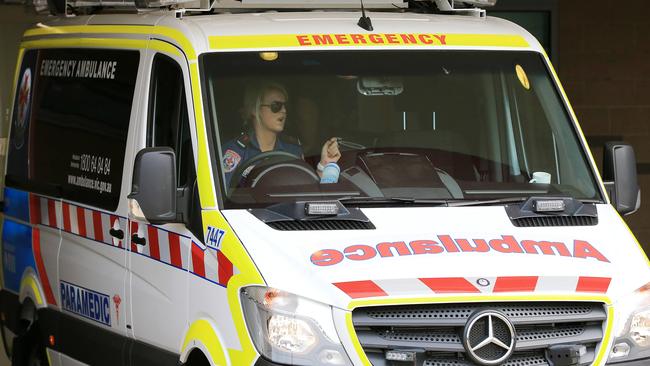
[62,203,71,232]
[92,211,104,242]
[191,244,206,277]
[32,229,57,306]
[111,215,121,247]
[217,251,233,285]
[29,194,41,225]
[76,207,86,237]
[47,199,57,228]
[334,280,387,299]
[147,226,160,260]
[419,277,480,293]
[168,233,182,268]
[576,277,611,293]
[130,221,139,252]
[493,276,539,292]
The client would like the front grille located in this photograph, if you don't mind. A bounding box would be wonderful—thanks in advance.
[267,219,375,231]
[353,302,606,366]
[423,352,549,366]
[511,216,598,227]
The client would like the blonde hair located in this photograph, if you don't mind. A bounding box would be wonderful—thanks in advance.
[242,81,288,127]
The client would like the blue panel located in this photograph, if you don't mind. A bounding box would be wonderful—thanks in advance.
[3,188,30,222]
[2,219,35,292]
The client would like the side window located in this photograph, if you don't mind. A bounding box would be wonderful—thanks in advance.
[147,54,193,188]
[148,53,202,237]
[5,48,140,211]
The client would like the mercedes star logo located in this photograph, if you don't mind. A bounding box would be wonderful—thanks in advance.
[462,310,516,365]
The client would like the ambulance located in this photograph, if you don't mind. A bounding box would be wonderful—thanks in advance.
[1,0,649,365]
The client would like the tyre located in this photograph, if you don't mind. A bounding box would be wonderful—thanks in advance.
[11,320,46,366]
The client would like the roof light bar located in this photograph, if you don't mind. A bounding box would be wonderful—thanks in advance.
[213,0,405,9]
[431,0,497,17]
[32,0,496,15]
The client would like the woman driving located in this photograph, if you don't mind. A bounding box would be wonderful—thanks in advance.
[221,81,341,185]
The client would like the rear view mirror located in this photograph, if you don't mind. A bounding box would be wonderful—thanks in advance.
[603,142,641,215]
[357,77,404,96]
[128,147,177,224]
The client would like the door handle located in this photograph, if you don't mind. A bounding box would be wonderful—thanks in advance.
[131,234,147,246]
[109,228,124,240]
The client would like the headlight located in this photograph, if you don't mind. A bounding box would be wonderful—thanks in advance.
[241,286,352,366]
[609,282,650,362]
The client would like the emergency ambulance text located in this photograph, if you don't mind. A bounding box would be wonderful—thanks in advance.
[310,235,610,266]
[40,59,118,80]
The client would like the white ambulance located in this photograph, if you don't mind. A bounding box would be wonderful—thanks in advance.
[1,0,649,365]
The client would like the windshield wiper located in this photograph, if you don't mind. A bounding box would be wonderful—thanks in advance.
[447,197,530,207]
[338,196,449,206]
[448,196,602,207]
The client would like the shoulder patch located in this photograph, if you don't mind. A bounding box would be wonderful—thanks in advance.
[223,149,242,173]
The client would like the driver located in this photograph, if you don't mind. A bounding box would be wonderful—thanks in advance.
[222,81,341,185]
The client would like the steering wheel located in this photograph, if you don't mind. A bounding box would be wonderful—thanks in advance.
[229,151,319,189]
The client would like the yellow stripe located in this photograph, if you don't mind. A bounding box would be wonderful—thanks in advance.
[181,319,228,366]
[594,306,615,366]
[348,293,612,310]
[24,25,197,60]
[209,33,529,50]
[20,38,181,58]
[20,275,44,306]
[190,63,217,208]
[21,38,148,51]
[202,210,264,365]
[345,312,371,366]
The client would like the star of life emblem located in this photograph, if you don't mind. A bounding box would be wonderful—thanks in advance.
[14,68,32,149]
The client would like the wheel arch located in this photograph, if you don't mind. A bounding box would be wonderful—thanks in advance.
[180,318,230,366]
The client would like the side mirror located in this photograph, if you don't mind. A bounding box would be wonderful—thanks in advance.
[603,142,641,215]
[128,147,177,224]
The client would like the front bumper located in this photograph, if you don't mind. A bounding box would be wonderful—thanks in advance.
[254,357,283,366]
[607,357,650,365]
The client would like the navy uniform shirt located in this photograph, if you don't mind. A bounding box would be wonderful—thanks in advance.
[222,132,304,186]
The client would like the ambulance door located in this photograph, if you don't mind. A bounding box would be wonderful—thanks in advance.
[56,48,141,363]
[127,50,196,360]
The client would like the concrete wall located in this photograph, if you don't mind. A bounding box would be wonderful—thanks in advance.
[557,0,650,252]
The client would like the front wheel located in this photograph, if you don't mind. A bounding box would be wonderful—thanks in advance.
[11,320,46,366]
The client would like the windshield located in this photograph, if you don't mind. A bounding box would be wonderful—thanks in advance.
[202,51,602,208]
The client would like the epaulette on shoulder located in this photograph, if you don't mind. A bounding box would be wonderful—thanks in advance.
[279,134,302,146]
[236,133,251,148]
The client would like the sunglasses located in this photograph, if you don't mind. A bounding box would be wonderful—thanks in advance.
[261,101,287,113]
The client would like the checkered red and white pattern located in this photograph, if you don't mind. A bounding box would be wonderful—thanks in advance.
[333,276,612,299]
[29,194,236,287]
